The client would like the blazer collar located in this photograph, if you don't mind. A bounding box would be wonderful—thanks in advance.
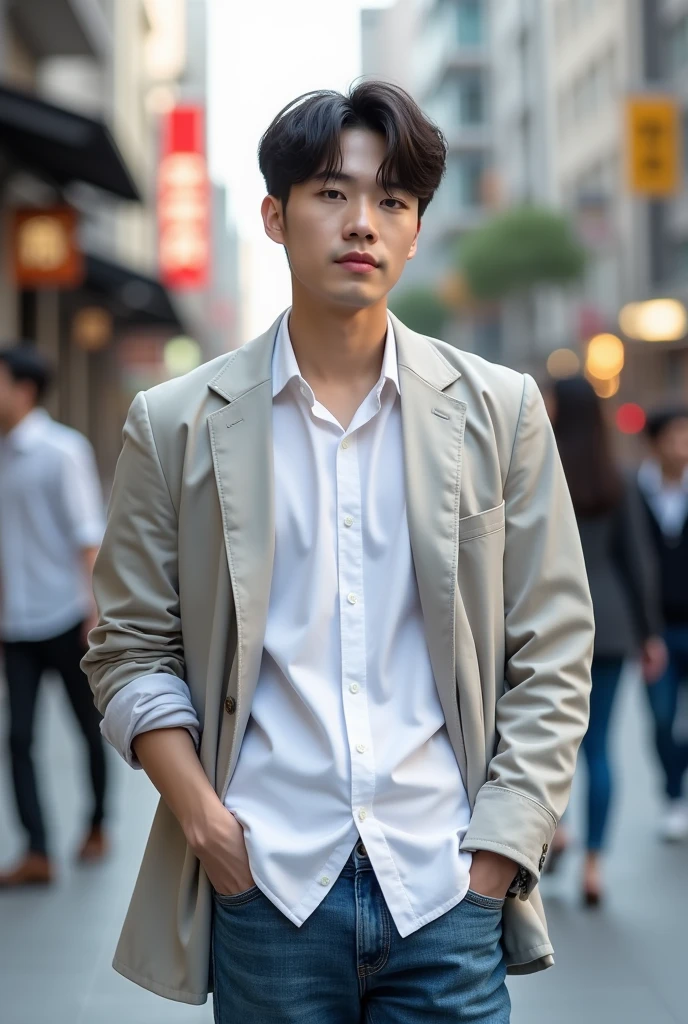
[207,309,461,405]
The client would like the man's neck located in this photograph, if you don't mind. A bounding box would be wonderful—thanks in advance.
[661,466,686,486]
[287,294,390,430]
[288,296,389,387]
[0,406,35,438]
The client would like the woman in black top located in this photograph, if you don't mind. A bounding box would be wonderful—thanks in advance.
[547,376,666,905]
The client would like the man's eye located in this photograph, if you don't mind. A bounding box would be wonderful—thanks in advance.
[382,197,405,209]
[322,189,344,200]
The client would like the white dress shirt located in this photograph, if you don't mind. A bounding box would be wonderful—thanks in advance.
[0,408,105,642]
[102,314,472,937]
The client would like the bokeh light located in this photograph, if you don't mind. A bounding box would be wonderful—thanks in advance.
[585,334,625,381]
[163,336,202,376]
[616,403,647,434]
[547,348,581,378]
[588,374,620,399]
[619,299,687,342]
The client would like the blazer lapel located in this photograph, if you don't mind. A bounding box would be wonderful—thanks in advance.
[392,314,469,783]
[206,318,281,780]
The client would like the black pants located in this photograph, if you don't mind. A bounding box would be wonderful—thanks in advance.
[3,622,107,856]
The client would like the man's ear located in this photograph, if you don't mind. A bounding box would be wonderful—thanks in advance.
[407,219,421,261]
[262,195,286,244]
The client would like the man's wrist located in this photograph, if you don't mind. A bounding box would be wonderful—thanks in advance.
[182,792,234,853]
[469,850,520,898]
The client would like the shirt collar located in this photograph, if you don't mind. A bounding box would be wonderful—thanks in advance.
[3,408,51,452]
[638,458,688,495]
[271,310,400,400]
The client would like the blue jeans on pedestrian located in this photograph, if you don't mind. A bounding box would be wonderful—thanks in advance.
[211,842,510,1023]
[645,626,688,800]
[579,656,625,851]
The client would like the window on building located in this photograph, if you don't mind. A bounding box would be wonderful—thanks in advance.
[456,0,483,48]
[457,70,485,125]
[451,152,487,207]
[668,15,688,74]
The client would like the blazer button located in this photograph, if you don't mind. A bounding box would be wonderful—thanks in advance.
[224,696,236,715]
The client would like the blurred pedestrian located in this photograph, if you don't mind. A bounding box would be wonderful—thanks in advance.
[0,344,108,887]
[83,82,593,1020]
[548,376,665,905]
[637,405,688,841]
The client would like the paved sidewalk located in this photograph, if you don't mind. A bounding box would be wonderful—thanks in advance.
[0,664,686,1023]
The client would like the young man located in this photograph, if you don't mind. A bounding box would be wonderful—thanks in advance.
[0,345,108,886]
[638,406,688,841]
[84,83,593,1022]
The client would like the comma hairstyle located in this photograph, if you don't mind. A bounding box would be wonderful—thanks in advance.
[258,81,447,219]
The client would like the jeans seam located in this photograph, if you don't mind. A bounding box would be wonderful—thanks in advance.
[213,886,261,908]
[211,908,220,1024]
[359,902,392,977]
[465,889,506,910]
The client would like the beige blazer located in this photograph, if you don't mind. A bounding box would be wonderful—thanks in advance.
[83,313,593,1005]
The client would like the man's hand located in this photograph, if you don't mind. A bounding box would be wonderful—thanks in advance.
[641,635,668,685]
[185,799,254,897]
[468,850,518,899]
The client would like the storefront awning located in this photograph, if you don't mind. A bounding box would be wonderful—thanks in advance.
[0,83,140,201]
[83,254,184,330]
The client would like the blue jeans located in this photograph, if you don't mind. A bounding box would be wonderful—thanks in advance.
[645,626,688,800]
[579,656,624,851]
[212,843,510,1023]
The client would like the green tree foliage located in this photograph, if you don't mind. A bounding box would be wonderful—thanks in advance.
[390,286,449,337]
[459,206,586,301]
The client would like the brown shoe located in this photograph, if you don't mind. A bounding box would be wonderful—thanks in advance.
[77,825,109,863]
[0,852,54,888]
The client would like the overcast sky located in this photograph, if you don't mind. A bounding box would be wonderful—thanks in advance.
[208,0,393,336]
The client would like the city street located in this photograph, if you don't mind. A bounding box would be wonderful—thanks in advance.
[1,664,686,1024]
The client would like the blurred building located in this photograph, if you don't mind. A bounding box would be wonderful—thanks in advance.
[0,0,240,487]
[547,0,688,405]
[489,0,566,372]
[362,0,688,408]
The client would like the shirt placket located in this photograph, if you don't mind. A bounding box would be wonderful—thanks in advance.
[336,429,377,839]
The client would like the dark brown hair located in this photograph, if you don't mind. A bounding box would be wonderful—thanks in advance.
[258,81,447,218]
[551,375,622,518]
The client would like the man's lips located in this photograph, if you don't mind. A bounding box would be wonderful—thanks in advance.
[335,252,379,274]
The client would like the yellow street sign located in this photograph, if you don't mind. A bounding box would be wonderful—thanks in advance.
[627,95,681,196]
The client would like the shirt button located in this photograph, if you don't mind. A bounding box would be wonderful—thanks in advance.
[356,743,367,754]
[320,876,330,886]
[341,439,350,450]
[358,808,367,822]
[347,593,357,605]
[349,683,360,694]
[344,515,354,527]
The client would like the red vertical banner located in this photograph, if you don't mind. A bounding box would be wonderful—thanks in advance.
[158,106,210,290]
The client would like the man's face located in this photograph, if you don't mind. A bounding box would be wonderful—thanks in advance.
[262,128,420,310]
[0,363,21,434]
[653,417,688,476]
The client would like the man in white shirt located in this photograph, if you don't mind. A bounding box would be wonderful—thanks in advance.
[0,345,108,886]
[84,83,593,1021]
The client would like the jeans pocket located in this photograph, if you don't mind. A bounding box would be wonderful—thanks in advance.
[464,888,506,911]
[213,885,261,908]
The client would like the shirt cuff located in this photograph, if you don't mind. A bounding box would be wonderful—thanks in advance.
[100,672,201,768]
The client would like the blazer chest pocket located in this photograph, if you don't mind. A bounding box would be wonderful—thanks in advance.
[459,501,505,545]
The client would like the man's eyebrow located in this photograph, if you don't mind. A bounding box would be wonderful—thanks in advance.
[311,171,356,184]
[311,171,409,193]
